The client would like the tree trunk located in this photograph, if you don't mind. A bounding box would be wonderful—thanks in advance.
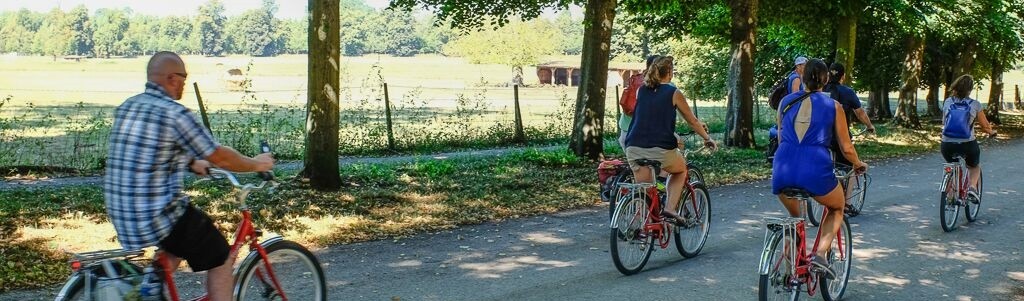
[893,34,924,127]
[569,0,616,160]
[868,88,893,120]
[926,83,941,118]
[985,61,1003,124]
[954,39,977,78]
[880,88,893,118]
[723,0,757,148]
[835,0,861,84]
[302,0,341,190]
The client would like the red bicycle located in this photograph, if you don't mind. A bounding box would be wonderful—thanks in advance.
[55,165,326,300]
[609,141,710,275]
[757,169,857,301]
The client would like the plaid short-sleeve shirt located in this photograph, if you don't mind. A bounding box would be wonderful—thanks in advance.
[104,82,219,250]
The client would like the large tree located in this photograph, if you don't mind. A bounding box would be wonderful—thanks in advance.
[93,8,130,58]
[196,0,227,56]
[303,0,342,190]
[35,8,70,60]
[236,0,284,56]
[66,5,94,56]
[568,0,617,159]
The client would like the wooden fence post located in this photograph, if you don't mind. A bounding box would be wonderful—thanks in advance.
[192,82,212,131]
[1015,84,1021,111]
[513,84,525,143]
[384,83,395,150]
[614,84,621,134]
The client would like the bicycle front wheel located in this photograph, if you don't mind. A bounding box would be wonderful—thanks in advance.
[939,174,960,232]
[847,173,869,217]
[674,183,710,258]
[235,239,326,301]
[758,233,799,301]
[687,164,705,186]
[819,219,853,301]
[965,170,982,222]
[610,192,654,275]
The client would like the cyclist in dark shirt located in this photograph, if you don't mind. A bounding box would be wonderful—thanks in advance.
[825,63,875,166]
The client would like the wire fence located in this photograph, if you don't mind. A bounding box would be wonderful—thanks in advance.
[1,82,1021,172]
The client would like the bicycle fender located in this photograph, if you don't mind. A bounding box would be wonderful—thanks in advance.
[758,231,782,275]
[939,173,951,192]
[54,273,84,301]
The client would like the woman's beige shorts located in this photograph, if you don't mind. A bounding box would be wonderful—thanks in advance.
[625,146,684,173]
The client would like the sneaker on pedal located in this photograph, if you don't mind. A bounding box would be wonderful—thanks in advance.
[967,188,980,204]
[810,255,836,280]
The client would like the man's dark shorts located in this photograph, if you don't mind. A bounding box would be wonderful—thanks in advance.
[941,140,981,167]
[159,204,229,272]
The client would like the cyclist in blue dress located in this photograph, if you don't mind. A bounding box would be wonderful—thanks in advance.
[771,59,867,277]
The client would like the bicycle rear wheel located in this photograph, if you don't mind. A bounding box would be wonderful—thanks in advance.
[806,199,823,227]
[610,192,654,275]
[758,233,799,301]
[674,183,710,258]
[819,219,853,301]
[965,170,982,222]
[939,174,960,232]
[54,260,146,301]
[235,239,327,301]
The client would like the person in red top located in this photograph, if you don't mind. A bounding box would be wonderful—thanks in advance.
[619,55,660,150]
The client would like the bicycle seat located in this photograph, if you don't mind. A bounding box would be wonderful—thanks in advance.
[780,188,811,198]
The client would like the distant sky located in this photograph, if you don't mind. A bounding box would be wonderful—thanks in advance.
[0,0,392,20]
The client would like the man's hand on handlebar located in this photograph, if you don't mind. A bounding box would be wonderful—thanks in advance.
[254,153,275,172]
[190,159,212,176]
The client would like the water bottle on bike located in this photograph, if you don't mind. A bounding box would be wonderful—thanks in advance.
[138,266,162,301]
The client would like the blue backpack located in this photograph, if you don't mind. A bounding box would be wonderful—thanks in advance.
[943,98,974,139]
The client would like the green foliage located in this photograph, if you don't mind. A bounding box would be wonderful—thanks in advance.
[554,11,584,55]
[0,9,43,54]
[282,18,307,54]
[92,8,130,58]
[444,18,560,71]
[364,9,422,57]
[670,36,730,101]
[388,0,578,30]
[233,0,285,57]
[415,15,457,54]
[195,0,227,56]
[610,12,671,63]
[340,0,374,56]
[65,5,94,56]
[34,8,71,58]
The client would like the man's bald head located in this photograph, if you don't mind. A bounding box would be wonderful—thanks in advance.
[146,51,187,100]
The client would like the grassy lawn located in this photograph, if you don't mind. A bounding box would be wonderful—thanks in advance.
[5,114,1024,292]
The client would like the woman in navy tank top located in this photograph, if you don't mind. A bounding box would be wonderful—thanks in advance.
[624,56,718,224]
[772,59,868,277]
